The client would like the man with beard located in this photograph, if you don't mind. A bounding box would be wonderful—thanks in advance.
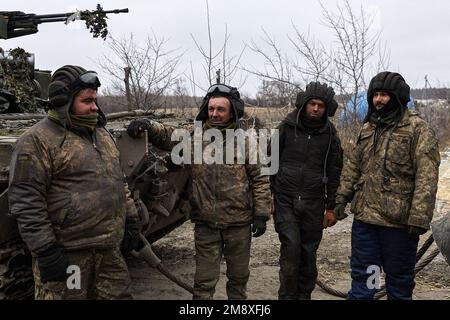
[335,72,440,299]
[270,82,343,299]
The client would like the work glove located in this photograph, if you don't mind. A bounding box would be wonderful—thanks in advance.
[334,203,348,221]
[323,209,337,229]
[127,118,154,138]
[121,218,141,256]
[37,246,69,283]
[408,226,427,236]
[252,216,267,238]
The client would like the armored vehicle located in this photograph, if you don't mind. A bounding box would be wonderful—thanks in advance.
[0,7,191,299]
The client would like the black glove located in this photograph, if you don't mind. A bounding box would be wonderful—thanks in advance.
[408,226,427,236]
[252,217,267,238]
[334,203,348,221]
[127,118,153,138]
[121,219,141,256]
[37,246,69,283]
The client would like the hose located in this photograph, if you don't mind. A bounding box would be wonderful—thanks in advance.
[131,233,194,294]
[132,232,440,299]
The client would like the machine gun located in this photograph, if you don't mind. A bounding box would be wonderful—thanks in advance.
[0,7,128,39]
[0,6,128,112]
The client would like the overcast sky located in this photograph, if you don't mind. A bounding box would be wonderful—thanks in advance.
[2,0,450,97]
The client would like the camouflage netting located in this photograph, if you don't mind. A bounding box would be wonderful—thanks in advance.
[0,47,39,113]
[83,4,109,40]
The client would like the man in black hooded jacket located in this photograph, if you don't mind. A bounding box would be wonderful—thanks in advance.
[271,82,343,299]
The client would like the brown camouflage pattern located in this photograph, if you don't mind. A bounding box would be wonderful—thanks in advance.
[148,121,271,227]
[33,247,132,300]
[0,48,38,113]
[193,224,251,299]
[336,110,440,229]
[8,117,138,255]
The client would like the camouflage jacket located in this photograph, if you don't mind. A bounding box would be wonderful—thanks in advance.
[148,121,271,228]
[336,110,440,229]
[8,117,138,255]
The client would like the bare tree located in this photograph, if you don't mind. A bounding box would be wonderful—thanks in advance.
[318,0,389,127]
[245,28,300,107]
[187,0,247,98]
[289,25,331,83]
[169,77,192,116]
[247,0,390,144]
[255,80,291,108]
[99,33,183,111]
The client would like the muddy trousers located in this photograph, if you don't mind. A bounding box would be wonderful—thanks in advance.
[348,220,419,300]
[33,247,132,300]
[274,193,324,300]
[193,224,251,300]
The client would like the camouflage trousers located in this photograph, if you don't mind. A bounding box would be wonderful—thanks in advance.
[193,224,251,300]
[33,247,132,300]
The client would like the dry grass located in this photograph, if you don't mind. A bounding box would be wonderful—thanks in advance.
[153,105,449,151]
[154,105,296,129]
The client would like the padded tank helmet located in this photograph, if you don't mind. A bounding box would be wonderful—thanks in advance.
[48,65,102,128]
[196,84,245,125]
[295,81,338,117]
[367,71,410,109]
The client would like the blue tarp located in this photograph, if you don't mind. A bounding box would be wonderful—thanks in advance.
[341,91,415,124]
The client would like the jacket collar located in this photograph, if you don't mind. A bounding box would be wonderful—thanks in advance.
[282,109,330,133]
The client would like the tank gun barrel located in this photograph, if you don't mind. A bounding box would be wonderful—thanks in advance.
[0,8,129,39]
[32,8,129,20]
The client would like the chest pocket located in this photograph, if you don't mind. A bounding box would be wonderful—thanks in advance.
[357,129,374,165]
[386,133,411,165]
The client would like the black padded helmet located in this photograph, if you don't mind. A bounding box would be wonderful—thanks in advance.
[48,65,102,128]
[196,84,245,125]
[367,71,410,109]
[295,81,338,117]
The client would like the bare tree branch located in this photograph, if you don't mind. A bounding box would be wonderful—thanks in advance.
[99,33,184,111]
[187,0,247,93]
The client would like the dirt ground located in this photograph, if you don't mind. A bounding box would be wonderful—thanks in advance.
[127,151,450,300]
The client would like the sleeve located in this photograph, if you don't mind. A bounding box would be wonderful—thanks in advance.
[247,162,272,221]
[245,130,272,221]
[408,123,440,229]
[123,180,139,223]
[8,133,56,255]
[325,128,343,209]
[147,122,182,151]
[335,129,364,205]
[269,123,285,193]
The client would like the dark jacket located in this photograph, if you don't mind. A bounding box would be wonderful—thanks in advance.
[8,117,138,255]
[271,110,343,209]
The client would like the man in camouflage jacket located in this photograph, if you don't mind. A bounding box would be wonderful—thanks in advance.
[127,84,271,299]
[335,71,440,299]
[8,65,140,299]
